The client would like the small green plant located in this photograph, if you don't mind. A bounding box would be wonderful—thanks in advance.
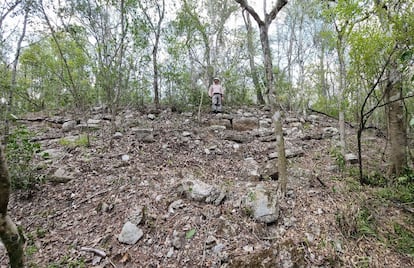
[336,204,377,239]
[248,191,256,202]
[330,147,345,171]
[6,125,41,189]
[390,223,414,255]
[362,171,388,187]
[36,227,47,238]
[356,207,377,238]
[376,168,414,204]
[59,134,90,148]
[186,228,196,239]
[47,256,86,268]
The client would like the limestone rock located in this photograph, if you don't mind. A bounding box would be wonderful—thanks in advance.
[50,167,75,183]
[132,128,155,143]
[244,185,279,224]
[233,117,259,131]
[345,153,358,164]
[243,158,260,180]
[179,178,226,205]
[118,221,143,245]
[62,120,77,132]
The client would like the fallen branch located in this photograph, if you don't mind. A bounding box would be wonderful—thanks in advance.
[80,247,106,257]
[316,175,327,188]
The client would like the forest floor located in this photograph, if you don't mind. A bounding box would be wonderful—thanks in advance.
[0,105,413,268]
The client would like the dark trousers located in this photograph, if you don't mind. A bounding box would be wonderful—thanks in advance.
[212,93,222,112]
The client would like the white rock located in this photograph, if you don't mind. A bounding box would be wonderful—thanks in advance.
[166,247,174,258]
[113,132,123,139]
[118,222,143,245]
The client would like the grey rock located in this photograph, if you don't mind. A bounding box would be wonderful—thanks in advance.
[209,125,227,132]
[233,117,259,131]
[259,159,279,181]
[118,221,143,245]
[128,206,144,225]
[285,117,300,124]
[268,148,304,160]
[147,114,156,120]
[113,132,123,139]
[179,178,226,205]
[212,243,225,253]
[323,127,339,138]
[62,120,77,132]
[345,153,358,164]
[208,118,232,129]
[182,112,193,117]
[166,247,174,258]
[87,119,102,125]
[131,128,155,143]
[224,133,251,143]
[259,119,273,129]
[172,230,184,249]
[168,199,184,214]
[243,158,260,180]
[244,185,279,224]
[50,167,75,183]
[182,131,192,137]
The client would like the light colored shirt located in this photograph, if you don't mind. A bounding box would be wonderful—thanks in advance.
[208,84,224,97]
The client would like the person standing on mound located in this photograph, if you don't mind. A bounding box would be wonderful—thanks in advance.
[208,77,224,113]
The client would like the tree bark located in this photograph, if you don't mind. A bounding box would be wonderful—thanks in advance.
[235,0,288,196]
[0,146,24,268]
[139,0,165,110]
[4,3,29,144]
[243,11,265,104]
[385,65,407,176]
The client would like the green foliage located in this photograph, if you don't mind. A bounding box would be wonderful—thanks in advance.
[361,171,388,187]
[330,146,345,171]
[47,256,86,268]
[59,134,90,148]
[390,223,414,255]
[6,125,41,189]
[336,203,377,239]
[185,228,196,239]
[355,207,377,238]
[376,169,414,204]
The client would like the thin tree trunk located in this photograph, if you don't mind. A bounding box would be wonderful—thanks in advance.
[243,12,265,104]
[235,0,288,196]
[4,5,28,144]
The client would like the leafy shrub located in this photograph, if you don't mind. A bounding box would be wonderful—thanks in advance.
[376,168,414,203]
[6,125,41,189]
[330,146,345,171]
[390,223,414,255]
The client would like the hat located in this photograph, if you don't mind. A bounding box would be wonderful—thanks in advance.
[213,77,220,81]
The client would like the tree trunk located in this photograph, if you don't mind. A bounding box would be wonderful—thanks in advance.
[235,0,288,196]
[337,34,347,157]
[385,65,407,176]
[4,4,28,144]
[0,146,24,268]
[273,111,287,195]
[243,12,265,104]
